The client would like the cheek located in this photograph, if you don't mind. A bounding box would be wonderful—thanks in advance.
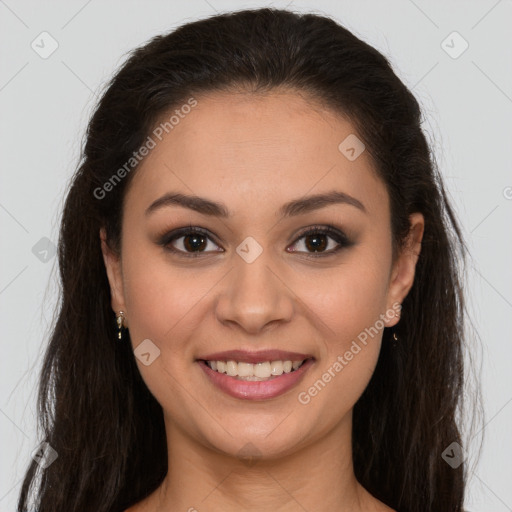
[120,249,205,411]
[296,281,386,426]
[120,243,206,353]
[300,249,391,344]
[295,243,391,412]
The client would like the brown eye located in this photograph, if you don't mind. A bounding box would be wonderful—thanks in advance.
[288,225,352,256]
[180,232,208,252]
[158,224,352,259]
[159,227,222,258]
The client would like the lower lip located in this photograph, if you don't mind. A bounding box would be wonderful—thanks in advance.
[197,358,315,401]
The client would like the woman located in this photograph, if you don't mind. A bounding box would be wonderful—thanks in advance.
[17,7,480,512]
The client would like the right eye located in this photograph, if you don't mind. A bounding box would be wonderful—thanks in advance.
[158,226,223,258]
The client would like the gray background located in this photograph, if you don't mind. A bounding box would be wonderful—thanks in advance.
[1,0,511,510]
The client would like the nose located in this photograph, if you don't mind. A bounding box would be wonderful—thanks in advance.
[214,248,294,335]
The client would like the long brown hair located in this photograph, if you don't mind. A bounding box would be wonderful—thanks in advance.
[17,7,483,512]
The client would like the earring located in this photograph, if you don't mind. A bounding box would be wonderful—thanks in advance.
[116,311,126,340]
[392,303,401,342]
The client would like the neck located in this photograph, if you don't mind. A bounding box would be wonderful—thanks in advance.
[144,410,381,512]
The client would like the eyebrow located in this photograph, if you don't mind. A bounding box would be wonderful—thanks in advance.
[145,190,367,218]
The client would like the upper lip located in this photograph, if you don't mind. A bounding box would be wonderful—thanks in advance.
[197,349,314,364]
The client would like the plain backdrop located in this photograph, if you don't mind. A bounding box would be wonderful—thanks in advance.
[1,1,511,510]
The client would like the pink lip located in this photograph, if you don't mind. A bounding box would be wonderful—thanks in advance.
[196,349,313,364]
[197,358,315,401]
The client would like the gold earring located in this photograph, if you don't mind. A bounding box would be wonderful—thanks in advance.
[392,304,401,342]
[116,311,126,340]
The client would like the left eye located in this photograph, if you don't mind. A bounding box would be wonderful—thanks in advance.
[288,226,349,256]
[159,225,351,258]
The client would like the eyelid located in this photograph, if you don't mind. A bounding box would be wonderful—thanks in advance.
[158,224,352,258]
[289,224,351,256]
[157,225,220,258]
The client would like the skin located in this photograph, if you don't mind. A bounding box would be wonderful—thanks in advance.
[101,88,424,512]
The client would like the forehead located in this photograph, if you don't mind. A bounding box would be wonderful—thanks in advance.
[125,89,388,220]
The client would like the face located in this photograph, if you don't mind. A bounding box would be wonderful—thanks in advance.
[101,88,423,460]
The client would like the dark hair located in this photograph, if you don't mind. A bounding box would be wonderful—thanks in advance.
[18,7,483,512]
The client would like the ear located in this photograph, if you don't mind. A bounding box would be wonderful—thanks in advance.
[385,212,424,327]
[100,227,128,322]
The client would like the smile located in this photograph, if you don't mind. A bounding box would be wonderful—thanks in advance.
[204,359,306,380]
[197,357,315,400]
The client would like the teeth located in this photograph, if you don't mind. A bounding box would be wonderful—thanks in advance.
[254,362,272,378]
[238,362,253,377]
[206,359,306,378]
[270,361,283,375]
[226,361,238,376]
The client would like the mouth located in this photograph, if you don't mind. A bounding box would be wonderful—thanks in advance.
[199,358,309,380]
[196,351,315,400]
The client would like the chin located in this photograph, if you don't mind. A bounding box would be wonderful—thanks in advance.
[202,422,311,462]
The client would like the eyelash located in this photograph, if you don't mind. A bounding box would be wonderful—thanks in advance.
[158,224,353,259]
